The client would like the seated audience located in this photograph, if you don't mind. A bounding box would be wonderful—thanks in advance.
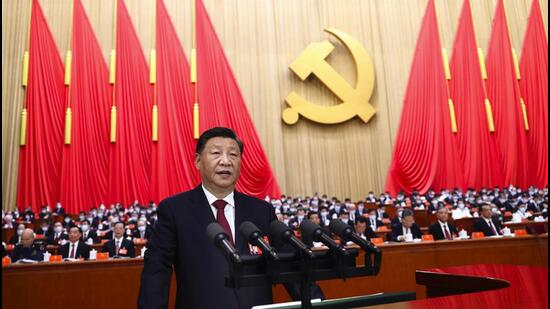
[428,207,458,240]
[59,226,91,260]
[102,222,135,258]
[391,209,422,242]
[354,216,377,240]
[9,229,44,262]
[474,204,502,236]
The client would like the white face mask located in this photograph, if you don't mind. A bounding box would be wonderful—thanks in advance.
[519,207,527,213]
[458,203,465,209]
[17,229,24,236]
[342,219,349,224]
[64,218,71,223]
[42,226,49,232]
[54,227,63,234]
[138,226,146,232]
[369,215,377,221]
[283,219,290,225]
[321,212,328,217]
[5,215,13,221]
[81,225,89,232]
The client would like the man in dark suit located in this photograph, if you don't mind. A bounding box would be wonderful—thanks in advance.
[102,222,135,258]
[47,222,69,245]
[474,204,502,236]
[132,219,151,240]
[391,209,422,242]
[80,220,98,244]
[428,207,458,240]
[9,223,26,245]
[9,229,44,262]
[354,216,377,240]
[138,128,280,309]
[366,209,384,230]
[59,226,91,260]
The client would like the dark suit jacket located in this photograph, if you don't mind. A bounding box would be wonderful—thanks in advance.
[102,238,135,258]
[474,217,502,236]
[8,234,21,245]
[59,241,91,260]
[138,185,276,309]
[428,222,459,240]
[390,223,422,241]
[132,228,152,240]
[356,226,377,240]
[9,244,44,262]
[81,231,99,244]
[47,233,68,245]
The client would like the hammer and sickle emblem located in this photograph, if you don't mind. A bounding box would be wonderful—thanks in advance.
[283,29,375,125]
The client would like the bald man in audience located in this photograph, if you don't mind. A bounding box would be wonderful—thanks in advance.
[59,226,91,260]
[9,229,44,262]
[102,222,135,258]
[429,207,458,240]
[474,204,502,236]
[391,209,422,242]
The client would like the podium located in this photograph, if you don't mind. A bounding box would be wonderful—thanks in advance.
[253,292,416,309]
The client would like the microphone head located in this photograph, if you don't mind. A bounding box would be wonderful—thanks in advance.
[299,219,321,239]
[206,222,227,244]
[329,219,353,237]
[239,221,261,241]
[270,220,292,242]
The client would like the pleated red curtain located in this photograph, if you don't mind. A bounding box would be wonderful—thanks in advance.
[107,0,153,205]
[449,0,503,190]
[520,0,548,188]
[16,0,65,212]
[385,0,463,195]
[151,0,200,202]
[195,0,280,198]
[59,0,111,214]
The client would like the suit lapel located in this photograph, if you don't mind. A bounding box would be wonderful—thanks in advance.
[188,185,217,235]
[234,191,249,254]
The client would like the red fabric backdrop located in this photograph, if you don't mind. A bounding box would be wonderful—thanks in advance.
[195,0,280,199]
[151,0,200,202]
[16,0,65,212]
[450,0,503,190]
[385,0,463,195]
[485,0,529,189]
[520,0,548,188]
[107,0,153,205]
[59,0,111,214]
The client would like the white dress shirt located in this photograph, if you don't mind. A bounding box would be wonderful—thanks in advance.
[202,185,236,241]
[452,208,472,220]
[438,221,452,239]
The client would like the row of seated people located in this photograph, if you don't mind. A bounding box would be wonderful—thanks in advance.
[4,222,136,262]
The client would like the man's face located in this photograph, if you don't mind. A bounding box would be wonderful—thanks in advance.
[195,137,242,194]
[481,206,493,219]
[437,208,449,222]
[69,227,81,243]
[402,215,414,228]
[21,231,33,248]
[309,214,321,226]
[114,223,125,238]
[355,222,366,234]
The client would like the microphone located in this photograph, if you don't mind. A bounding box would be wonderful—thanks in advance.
[239,221,279,261]
[329,219,379,254]
[206,222,241,264]
[270,220,314,258]
[299,219,346,255]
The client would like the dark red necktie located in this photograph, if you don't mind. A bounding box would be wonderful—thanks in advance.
[213,200,233,244]
[444,225,451,240]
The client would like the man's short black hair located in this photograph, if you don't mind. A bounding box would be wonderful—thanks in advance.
[402,209,414,218]
[356,216,368,224]
[195,127,244,155]
[69,226,82,234]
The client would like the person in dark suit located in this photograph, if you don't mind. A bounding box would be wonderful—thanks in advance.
[366,209,384,230]
[47,222,69,245]
[80,220,98,244]
[474,204,502,236]
[428,207,458,240]
[138,128,288,309]
[59,226,91,260]
[9,223,26,245]
[9,229,44,262]
[391,209,422,242]
[132,219,151,240]
[102,222,135,258]
[354,216,377,240]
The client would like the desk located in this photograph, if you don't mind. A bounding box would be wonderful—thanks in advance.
[2,235,547,309]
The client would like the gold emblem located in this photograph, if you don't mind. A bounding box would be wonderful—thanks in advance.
[283,29,375,125]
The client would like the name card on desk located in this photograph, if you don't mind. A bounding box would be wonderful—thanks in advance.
[371,238,384,245]
[472,232,484,239]
[2,256,11,266]
[515,229,527,237]
[421,234,434,242]
[97,252,109,260]
[50,255,62,262]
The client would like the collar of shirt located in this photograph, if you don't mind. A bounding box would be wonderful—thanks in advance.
[202,185,235,209]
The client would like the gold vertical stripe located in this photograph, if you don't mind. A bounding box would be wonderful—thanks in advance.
[109,50,116,84]
[442,48,451,80]
[512,48,521,80]
[20,108,28,146]
[448,99,458,133]
[190,49,197,83]
[149,49,156,84]
[22,51,29,86]
[484,99,495,132]
[64,107,72,144]
[520,98,529,131]
[152,105,158,141]
[110,106,117,142]
[64,51,72,85]
[193,103,199,139]
[477,48,487,80]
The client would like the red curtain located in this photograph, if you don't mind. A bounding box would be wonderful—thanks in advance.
[520,0,548,188]
[411,264,548,308]
[449,0,503,190]
[59,0,111,214]
[16,0,65,212]
[385,0,463,195]
[151,0,200,202]
[195,0,281,199]
[485,0,529,189]
[107,0,153,205]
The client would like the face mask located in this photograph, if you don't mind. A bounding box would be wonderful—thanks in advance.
[297,215,305,220]
[334,206,341,212]
[42,226,49,232]
[87,217,93,222]
[321,212,328,217]
[283,219,290,225]
[54,227,63,234]
[79,216,85,221]
[17,229,24,236]
[5,215,12,221]
[491,208,499,214]
[81,225,89,232]
[369,215,377,221]
[519,207,526,213]
[458,203,465,209]
[342,219,349,224]
[397,211,403,217]
[64,218,71,223]
[138,226,146,232]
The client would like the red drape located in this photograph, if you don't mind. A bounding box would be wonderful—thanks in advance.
[59,0,111,214]
[16,0,65,212]
[449,0,503,190]
[151,0,200,202]
[485,0,529,189]
[520,0,548,188]
[195,0,280,199]
[385,0,463,195]
[107,0,153,205]
[410,264,548,308]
